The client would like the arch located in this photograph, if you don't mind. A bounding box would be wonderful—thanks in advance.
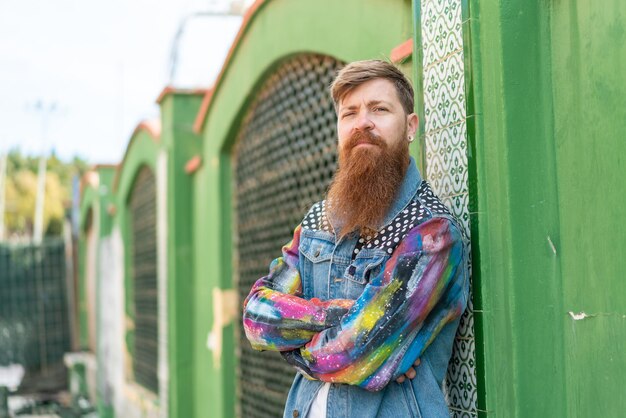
[113,121,166,413]
[195,0,413,145]
[79,171,99,233]
[114,120,161,201]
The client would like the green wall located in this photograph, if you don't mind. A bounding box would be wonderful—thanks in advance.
[193,1,413,417]
[77,1,626,417]
[551,2,626,416]
[468,0,626,416]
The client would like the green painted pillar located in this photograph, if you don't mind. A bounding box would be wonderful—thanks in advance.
[467,1,565,415]
[159,89,205,418]
[467,0,626,416]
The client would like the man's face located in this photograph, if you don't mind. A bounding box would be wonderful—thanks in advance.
[336,78,418,158]
[326,77,419,237]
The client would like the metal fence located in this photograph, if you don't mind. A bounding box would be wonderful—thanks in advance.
[129,166,159,394]
[0,238,71,392]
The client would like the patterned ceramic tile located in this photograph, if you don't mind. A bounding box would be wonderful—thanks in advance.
[456,296,475,337]
[420,0,477,416]
[446,336,478,415]
[423,52,466,133]
[425,122,468,197]
[421,0,463,66]
[442,193,470,234]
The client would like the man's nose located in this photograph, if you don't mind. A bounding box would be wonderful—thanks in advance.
[354,111,374,131]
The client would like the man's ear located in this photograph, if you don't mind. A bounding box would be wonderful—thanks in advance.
[407,113,419,138]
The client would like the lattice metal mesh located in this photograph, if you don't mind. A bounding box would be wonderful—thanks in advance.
[129,166,159,394]
[233,54,344,418]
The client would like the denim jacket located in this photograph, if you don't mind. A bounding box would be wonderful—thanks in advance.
[243,158,469,418]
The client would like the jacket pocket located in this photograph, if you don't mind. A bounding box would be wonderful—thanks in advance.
[300,237,334,263]
[299,230,335,298]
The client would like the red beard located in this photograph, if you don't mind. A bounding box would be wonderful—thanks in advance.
[327,129,409,239]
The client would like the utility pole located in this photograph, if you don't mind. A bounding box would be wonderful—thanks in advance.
[32,100,56,244]
[33,155,46,243]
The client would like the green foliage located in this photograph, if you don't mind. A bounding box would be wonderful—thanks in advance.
[2,148,89,238]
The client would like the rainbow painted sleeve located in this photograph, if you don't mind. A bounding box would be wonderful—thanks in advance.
[243,224,355,351]
[281,217,468,391]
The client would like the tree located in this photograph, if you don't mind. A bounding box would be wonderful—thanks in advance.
[2,149,88,239]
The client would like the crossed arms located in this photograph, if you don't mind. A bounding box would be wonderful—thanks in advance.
[242,216,468,391]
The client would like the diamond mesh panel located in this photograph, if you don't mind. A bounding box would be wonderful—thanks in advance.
[234,54,344,418]
[129,166,159,394]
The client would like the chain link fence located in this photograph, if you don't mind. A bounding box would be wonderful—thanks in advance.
[0,238,71,393]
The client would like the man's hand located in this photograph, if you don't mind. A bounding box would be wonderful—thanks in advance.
[395,358,421,383]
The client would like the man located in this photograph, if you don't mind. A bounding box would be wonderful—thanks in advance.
[243,60,469,418]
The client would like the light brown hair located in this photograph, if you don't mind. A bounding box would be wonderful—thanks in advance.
[330,59,415,115]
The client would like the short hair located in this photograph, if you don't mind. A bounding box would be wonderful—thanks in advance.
[330,59,415,115]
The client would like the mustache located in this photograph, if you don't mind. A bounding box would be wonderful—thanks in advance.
[345,130,385,150]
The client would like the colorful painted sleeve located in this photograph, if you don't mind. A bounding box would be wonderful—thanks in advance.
[243,224,355,351]
[281,217,469,391]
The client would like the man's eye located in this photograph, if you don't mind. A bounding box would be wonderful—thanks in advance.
[341,112,355,118]
[373,107,388,112]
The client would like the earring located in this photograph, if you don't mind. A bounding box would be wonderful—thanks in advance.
[408,135,414,143]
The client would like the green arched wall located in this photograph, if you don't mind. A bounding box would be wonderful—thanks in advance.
[113,128,161,408]
[79,187,98,234]
[115,132,160,204]
[115,129,159,327]
[77,166,116,418]
[192,1,414,417]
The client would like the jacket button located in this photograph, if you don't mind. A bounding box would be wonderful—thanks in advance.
[314,249,321,257]
[293,410,300,418]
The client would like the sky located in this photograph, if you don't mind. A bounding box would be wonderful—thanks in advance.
[0,0,248,164]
